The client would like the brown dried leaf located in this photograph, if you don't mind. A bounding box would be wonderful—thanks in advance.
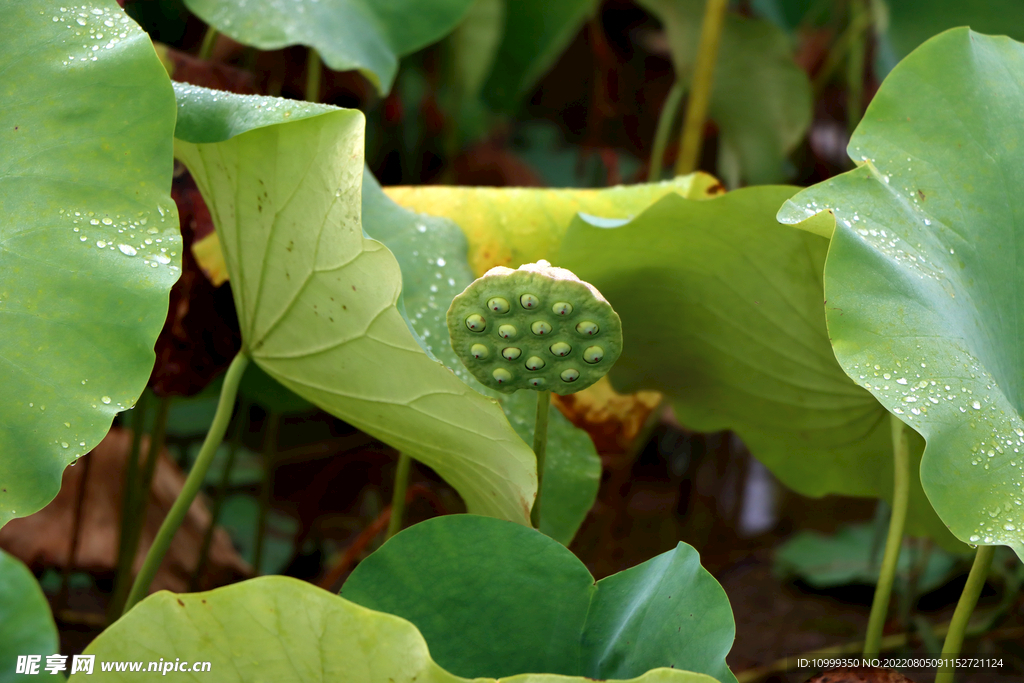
[552,376,662,457]
[806,667,917,683]
[0,428,249,594]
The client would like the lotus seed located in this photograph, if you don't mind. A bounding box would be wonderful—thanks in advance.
[465,314,486,332]
[550,341,572,357]
[498,324,517,339]
[529,378,546,388]
[493,368,513,384]
[487,297,510,314]
[502,347,522,361]
[470,344,489,359]
[552,302,573,316]
[560,368,580,382]
[531,320,552,336]
[520,293,539,309]
[583,346,604,364]
[576,321,599,336]
[525,356,546,371]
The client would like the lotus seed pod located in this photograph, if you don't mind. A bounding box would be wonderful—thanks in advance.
[550,341,572,357]
[525,356,546,371]
[447,260,622,394]
[487,297,510,314]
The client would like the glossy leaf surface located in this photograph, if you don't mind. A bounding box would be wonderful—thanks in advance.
[343,515,737,683]
[173,84,536,525]
[778,29,1024,558]
[0,550,58,682]
[77,575,716,683]
[559,187,961,550]
[0,1,179,527]
[183,0,474,93]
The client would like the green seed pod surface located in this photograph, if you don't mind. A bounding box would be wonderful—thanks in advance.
[447,260,623,394]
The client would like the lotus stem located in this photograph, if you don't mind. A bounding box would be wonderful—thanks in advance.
[675,0,728,176]
[306,48,322,103]
[935,544,996,683]
[649,80,686,182]
[198,26,218,61]
[252,410,280,575]
[386,452,412,540]
[122,351,250,615]
[530,391,551,529]
[863,413,911,656]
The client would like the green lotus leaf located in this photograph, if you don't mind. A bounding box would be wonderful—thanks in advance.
[778,28,1024,559]
[343,515,737,683]
[0,550,58,683]
[361,172,600,544]
[774,523,957,592]
[558,187,963,551]
[173,84,536,525]
[75,575,716,683]
[482,0,598,111]
[182,0,474,94]
[0,1,179,528]
[383,173,721,276]
[637,0,812,186]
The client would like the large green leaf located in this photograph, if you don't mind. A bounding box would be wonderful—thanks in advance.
[638,0,812,186]
[361,172,600,544]
[182,0,474,94]
[558,187,962,551]
[0,550,58,683]
[343,515,737,683]
[0,1,179,527]
[383,173,720,276]
[172,84,536,525]
[76,575,716,683]
[482,0,599,112]
[777,28,1024,559]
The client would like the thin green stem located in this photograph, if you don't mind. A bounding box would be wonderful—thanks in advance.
[198,26,218,61]
[192,401,249,590]
[529,391,552,529]
[648,81,686,182]
[122,352,250,615]
[675,0,728,176]
[935,545,996,683]
[812,7,873,95]
[864,414,911,656]
[845,0,868,132]
[252,411,280,576]
[109,393,149,621]
[108,396,172,618]
[386,452,412,540]
[305,48,322,103]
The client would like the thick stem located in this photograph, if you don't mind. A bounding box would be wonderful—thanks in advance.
[863,414,911,656]
[198,26,218,61]
[529,391,552,529]
[122,352,250,615]
[648,81,686,182]
[675,0,728,176]
[107,396,172,618]
[935,545,996,683]
[306,48,322,103]
[386,453,412,540]
[252,411,280,575]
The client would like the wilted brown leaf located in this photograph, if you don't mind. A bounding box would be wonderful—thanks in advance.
[806,667,916,683]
